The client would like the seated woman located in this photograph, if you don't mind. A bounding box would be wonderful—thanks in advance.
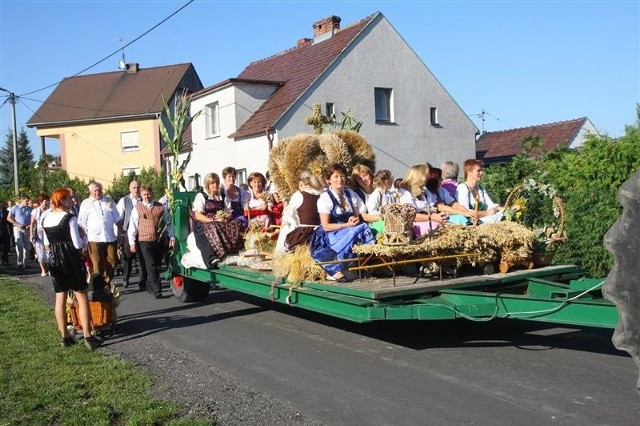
[365,169,395,235]
[310,163,375,283]
[275,170,325,254]
[220,166,248,225]
[350,164,375,205]
[440,160,460,199]
[425,167,473,225]
[398,164,449,237]
[245,172,274,229]
[456,159,504,224]
[193,172,243,267]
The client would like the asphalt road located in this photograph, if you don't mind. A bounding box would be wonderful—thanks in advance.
[7,261,640,425]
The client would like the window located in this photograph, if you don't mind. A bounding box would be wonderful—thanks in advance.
[120,131,139,152]
[236,168,247,187]
[325,102,335,118]
[374,88,393,123]
[187,175,197,191]
[430,107,439,125]
[121,166,141,176]
[205,102,220,138]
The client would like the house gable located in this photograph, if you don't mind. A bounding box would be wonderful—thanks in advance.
[230,14,375,139]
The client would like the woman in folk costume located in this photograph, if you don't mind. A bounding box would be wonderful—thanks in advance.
[424,167,473,226]
[193,173,243,267]
[398,164,449,237]
[310,163,376,283]
[42,188,101,350]
[275,169,325,254]
[456,159,504,224]
[245,172,274,229]
[220,166,248,225]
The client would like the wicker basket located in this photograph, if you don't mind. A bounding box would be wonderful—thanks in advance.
[503,182,567,267]
[68,300,112,332]
[380,204,417,245]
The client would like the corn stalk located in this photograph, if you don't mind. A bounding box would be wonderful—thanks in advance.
[158,92,199,273]
[159,92,200,212]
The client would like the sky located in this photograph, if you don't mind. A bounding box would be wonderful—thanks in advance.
[1,0,638,159]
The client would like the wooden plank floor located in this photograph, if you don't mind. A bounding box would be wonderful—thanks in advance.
[300,264,581,301]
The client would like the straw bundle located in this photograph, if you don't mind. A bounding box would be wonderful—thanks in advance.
[335,130,376,172]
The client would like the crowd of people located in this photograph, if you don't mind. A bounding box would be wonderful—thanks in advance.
[0,158,503,345]
[0,181,174,350]
[185,159,504,283]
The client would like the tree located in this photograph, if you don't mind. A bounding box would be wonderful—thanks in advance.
[106,166,167,202]
[0,128,35,191]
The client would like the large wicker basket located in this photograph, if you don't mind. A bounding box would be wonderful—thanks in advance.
[503,182,567,268]
[380,204,416,245]
[68,300,113,332]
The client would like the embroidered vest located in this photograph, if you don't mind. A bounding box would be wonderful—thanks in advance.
[326,190,355,224]
[135,202,164,242]
[297,192,320,226]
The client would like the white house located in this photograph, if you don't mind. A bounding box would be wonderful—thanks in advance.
[184,12,477,188]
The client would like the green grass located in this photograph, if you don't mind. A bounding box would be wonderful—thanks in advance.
[0,275,212,425]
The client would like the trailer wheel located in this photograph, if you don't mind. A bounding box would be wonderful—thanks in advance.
[171,275,210,303]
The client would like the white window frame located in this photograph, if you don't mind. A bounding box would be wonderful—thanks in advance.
[430,107,439,125]
[236,168,248,187]
[121,166,141,176]
[120,130,139,152]
[374,88,393,123]
[205,102,220,138]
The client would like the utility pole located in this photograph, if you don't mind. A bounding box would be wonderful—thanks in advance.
[0,87,19,195]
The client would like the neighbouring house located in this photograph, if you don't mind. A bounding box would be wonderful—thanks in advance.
[475,117,599,164]
[182,12,477,188]
[27,63,203,187]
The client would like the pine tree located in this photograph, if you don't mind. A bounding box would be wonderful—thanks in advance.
[0,128,35,190]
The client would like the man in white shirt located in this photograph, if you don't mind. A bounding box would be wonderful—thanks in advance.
[116,180,141,288]
[77,182,121,286]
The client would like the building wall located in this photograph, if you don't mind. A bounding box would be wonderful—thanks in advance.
[277,16,477,179]
[569,119,600,149]
[36,118,160,187]
[186,83,276,186]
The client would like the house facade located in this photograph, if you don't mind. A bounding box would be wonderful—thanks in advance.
[184,12,477,187]
[27,63,203,187]
[475,117,599,164]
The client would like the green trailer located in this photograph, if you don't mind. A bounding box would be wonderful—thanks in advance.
[167,191,618,329]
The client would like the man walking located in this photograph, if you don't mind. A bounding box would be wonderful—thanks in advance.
[116,180,141,288]
[78,182,121,286]
[127,185,173,298]
[7,195,32,268]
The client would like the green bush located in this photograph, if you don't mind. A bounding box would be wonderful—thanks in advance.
[484,109,640,277]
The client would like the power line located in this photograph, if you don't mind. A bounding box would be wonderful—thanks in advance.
[19,0,194,97]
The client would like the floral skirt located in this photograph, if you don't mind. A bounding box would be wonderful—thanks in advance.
[197,215,243,260]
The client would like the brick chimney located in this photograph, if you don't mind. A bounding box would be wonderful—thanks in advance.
[313,15,341,41]
[125,63,140,74]
[297,38,313,48]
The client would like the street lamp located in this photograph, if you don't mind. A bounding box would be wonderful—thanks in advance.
[0,87,19,195]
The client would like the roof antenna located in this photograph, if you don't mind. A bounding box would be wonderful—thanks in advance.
[117,37,126,70]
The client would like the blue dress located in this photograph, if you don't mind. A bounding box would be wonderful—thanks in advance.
[310,189,375,276]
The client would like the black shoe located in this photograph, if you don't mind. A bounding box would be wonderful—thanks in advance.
[84,336,102,350]
[154,292,163,299]
[61,336,76,347]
